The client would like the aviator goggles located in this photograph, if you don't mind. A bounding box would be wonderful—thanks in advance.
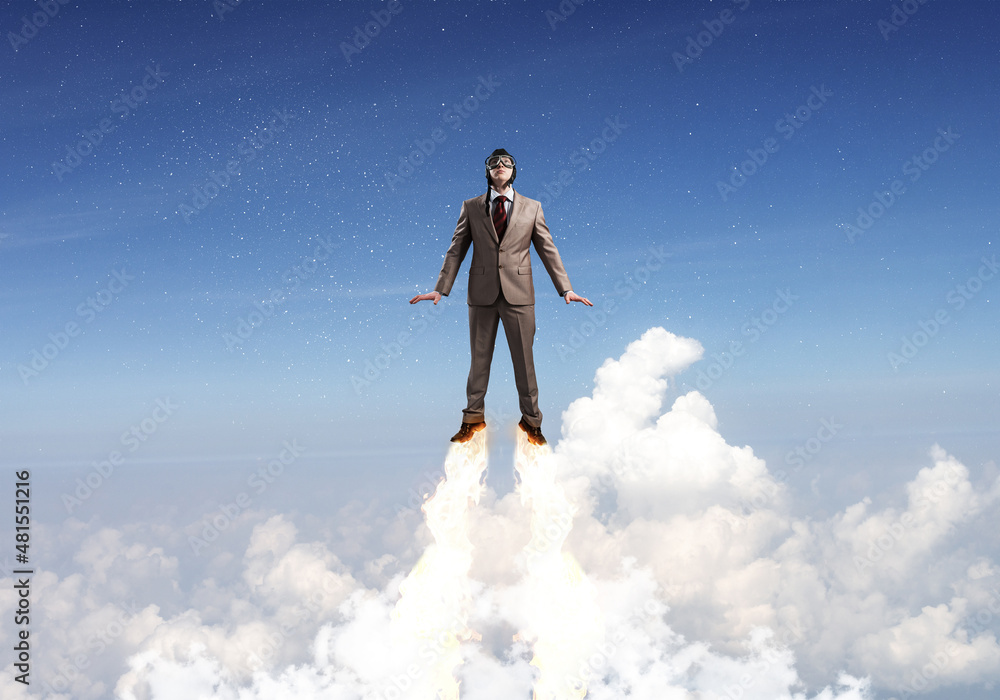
[485,155,515,170]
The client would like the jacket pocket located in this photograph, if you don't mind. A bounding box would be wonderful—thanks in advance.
[470,266,484,275]
[517,266,532,275]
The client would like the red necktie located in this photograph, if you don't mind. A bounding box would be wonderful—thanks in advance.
[492,195,507,241]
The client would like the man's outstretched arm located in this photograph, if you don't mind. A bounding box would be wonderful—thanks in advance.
[530,204,593,306]
[409,202,472,305]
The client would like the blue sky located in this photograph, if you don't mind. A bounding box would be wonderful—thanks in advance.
[1,2,999,697]
[1,0,996,529]
[3,1,996,485]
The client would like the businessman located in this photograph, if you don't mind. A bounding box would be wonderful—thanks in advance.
[410,148,592,446]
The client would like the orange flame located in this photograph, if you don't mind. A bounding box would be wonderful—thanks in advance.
[391,430,488,699]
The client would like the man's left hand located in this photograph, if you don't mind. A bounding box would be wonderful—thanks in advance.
[564,291,593,306]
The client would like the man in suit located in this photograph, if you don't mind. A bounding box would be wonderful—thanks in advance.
[410,149,592,446]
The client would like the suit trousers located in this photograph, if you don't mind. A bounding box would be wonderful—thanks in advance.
[462,286,542,428]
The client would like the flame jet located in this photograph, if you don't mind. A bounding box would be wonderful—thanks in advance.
[513,430,603,700]
[391,430,488,699]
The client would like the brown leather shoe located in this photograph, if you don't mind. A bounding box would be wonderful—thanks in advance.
[518,418,547,446]
[450,421,486,443]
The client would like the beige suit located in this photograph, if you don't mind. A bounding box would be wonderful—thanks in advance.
[434,191,572,427]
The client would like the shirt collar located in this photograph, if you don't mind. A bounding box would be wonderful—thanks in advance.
[489,186,513,202]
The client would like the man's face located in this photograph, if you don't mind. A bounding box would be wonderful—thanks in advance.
[487,155,514,190]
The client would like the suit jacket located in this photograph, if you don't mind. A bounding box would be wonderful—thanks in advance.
[434,191,572,306]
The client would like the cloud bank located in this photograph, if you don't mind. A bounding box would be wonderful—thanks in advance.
[3,328,999,698]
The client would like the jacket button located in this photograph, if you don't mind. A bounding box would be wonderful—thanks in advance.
[498,265,503,269]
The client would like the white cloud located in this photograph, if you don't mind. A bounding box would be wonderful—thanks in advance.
[7,327,1000,698]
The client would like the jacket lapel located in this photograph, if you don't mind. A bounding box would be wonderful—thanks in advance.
[505,190,523,235]
[476,193,498,244]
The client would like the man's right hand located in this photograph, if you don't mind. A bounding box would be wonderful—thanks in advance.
[409,291,442,304]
